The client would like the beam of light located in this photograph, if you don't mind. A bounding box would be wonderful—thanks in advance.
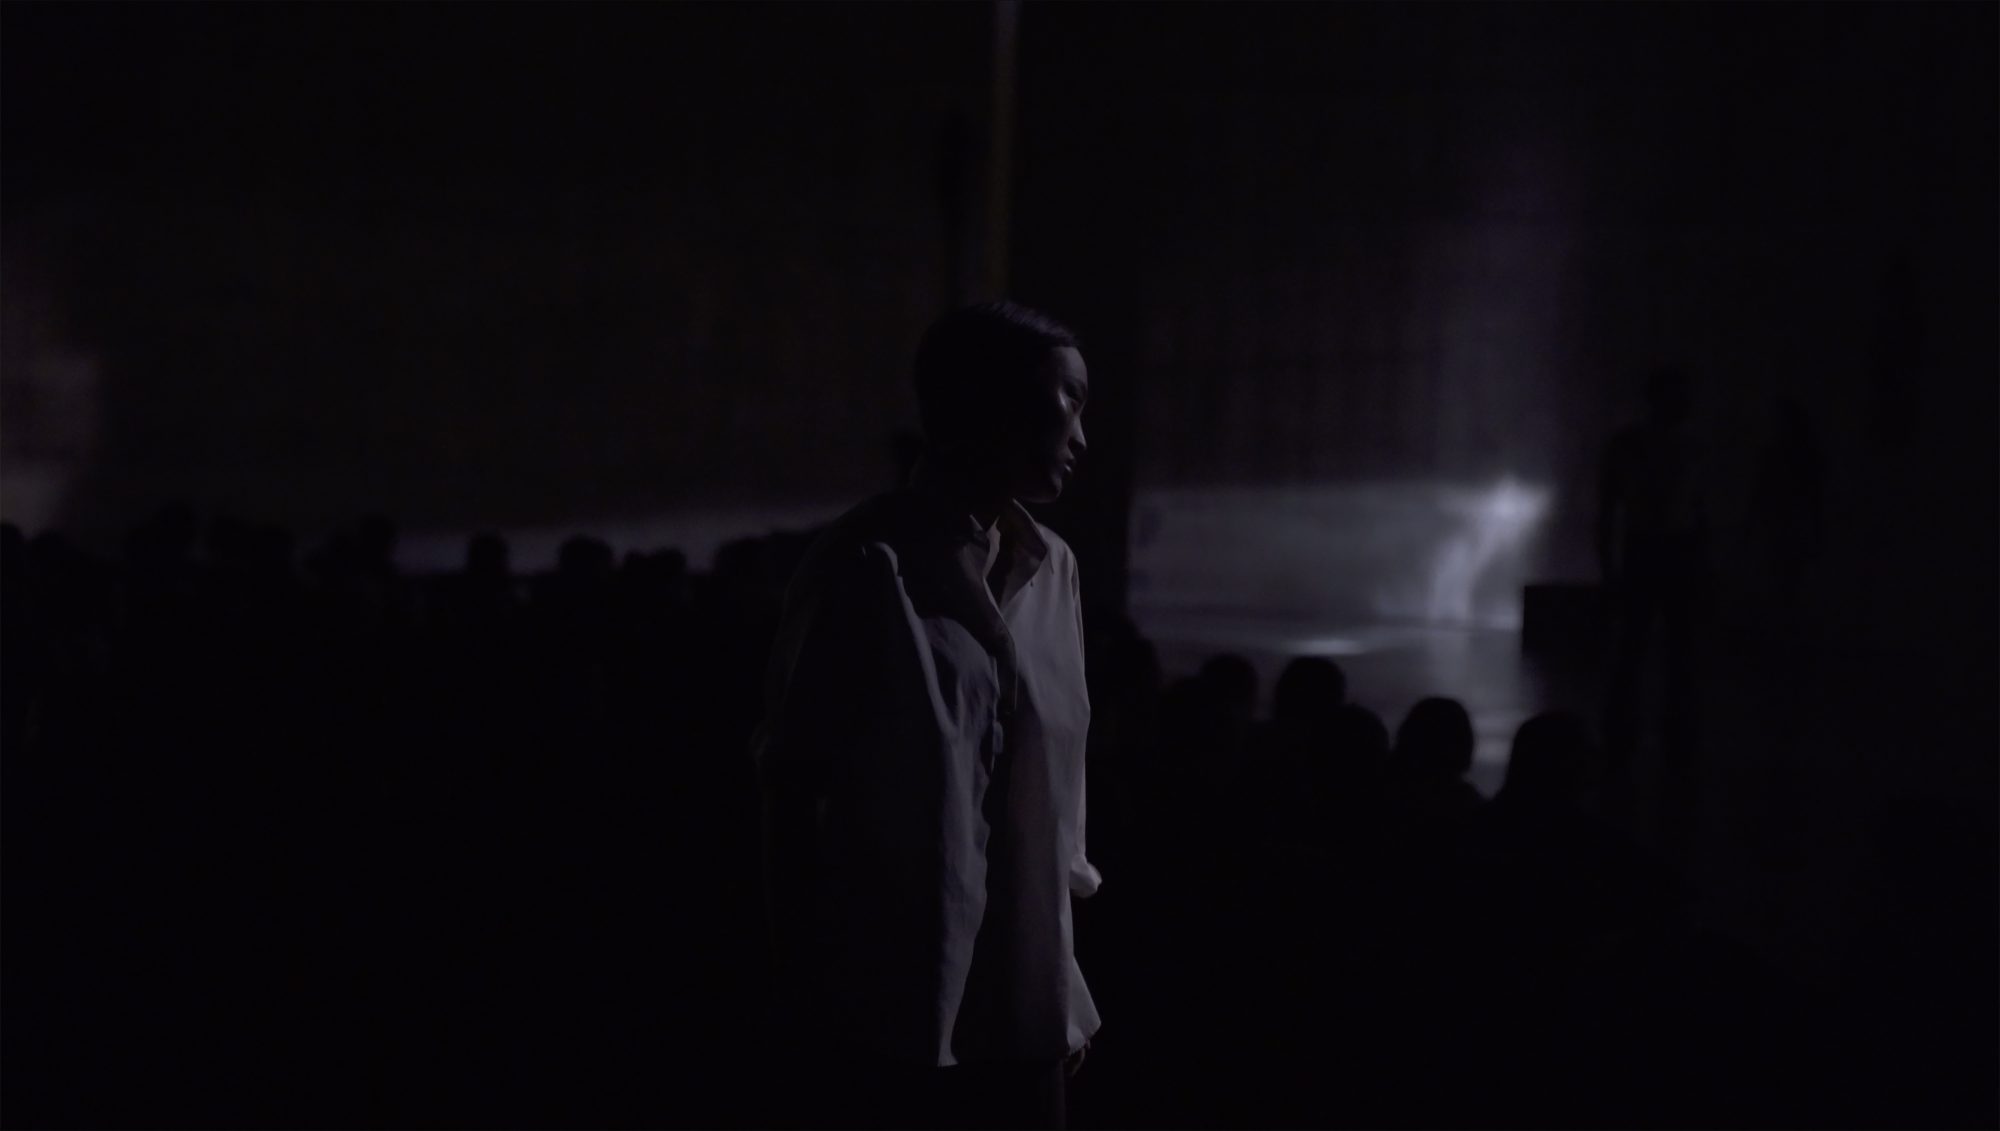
[1415,476,1550,628]
[1128,479,1553,631]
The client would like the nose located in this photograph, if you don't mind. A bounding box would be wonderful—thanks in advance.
[1070,423,1088,460]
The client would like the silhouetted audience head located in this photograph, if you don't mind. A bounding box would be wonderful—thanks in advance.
[306,532,350,581]
[1198,653,1259,728]
[1304,699,1384,799]
[1498,711,1594,806]
[1273,656,1348,729]
[357,514,399,566]
[246,523,297,579]
[558,535,615,581]
[1327,702,1390,777]
[467,533,510,578]
[1396,697,1475,782]
[1159,675,1236,774]
[911,301,1086,505]
[713,537,773,591]
[207,515,253,566]
[126,503,200,567]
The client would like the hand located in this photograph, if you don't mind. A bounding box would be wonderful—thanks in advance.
[1064,1039,1089,1079]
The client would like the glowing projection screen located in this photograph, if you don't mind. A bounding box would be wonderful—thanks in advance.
[1128,479,1552,630]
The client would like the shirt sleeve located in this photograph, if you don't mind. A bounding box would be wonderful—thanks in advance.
[754,540,899,795]
[1070,778,1103,898]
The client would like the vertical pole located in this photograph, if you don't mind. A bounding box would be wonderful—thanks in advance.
[985,0,1021,300]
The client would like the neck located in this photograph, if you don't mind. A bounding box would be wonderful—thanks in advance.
[912,455,1010,530]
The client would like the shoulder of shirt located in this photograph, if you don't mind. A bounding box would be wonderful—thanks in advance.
[1023,510,1075,570]
[784,490,935,593]
[797,494,899,562]
[829,491,941,553]
[791,492,1073,585]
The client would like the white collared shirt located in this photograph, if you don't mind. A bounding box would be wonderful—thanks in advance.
[752,482,1101,1066]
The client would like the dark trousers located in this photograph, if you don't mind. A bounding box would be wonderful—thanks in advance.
[787,1056,1067,1130]
[1603,554,1704,854]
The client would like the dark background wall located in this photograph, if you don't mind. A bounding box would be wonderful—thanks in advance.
[1008,3,1995,636]
[3,3,992,537]
[4,2,1994,658]
[2,8,1995,1125]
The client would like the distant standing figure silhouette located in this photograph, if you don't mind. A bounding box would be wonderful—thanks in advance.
[1597,367,1709,849]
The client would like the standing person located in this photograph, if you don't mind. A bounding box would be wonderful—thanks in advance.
[1597,367,1710,849]
[752,302,1099,1130]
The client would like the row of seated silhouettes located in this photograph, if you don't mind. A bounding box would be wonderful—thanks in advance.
[3,510,800,761]
[3,513,809,1126]
[28,507,733,633]
[2,510,1979,1128]
[1071,651,1723,1127]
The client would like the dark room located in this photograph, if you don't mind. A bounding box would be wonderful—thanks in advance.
[2,3,1995,1128]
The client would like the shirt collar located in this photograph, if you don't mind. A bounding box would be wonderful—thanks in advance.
[905,457,1050,578]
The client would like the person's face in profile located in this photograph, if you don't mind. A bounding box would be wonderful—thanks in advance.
[998,345,1089,504]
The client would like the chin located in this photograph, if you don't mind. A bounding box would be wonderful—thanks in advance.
[1017,478,1065,505]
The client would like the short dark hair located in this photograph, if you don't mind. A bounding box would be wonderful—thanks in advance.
[913,301,1078,443]
[1273,656,1349,725]
[1396,696,1476,780]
